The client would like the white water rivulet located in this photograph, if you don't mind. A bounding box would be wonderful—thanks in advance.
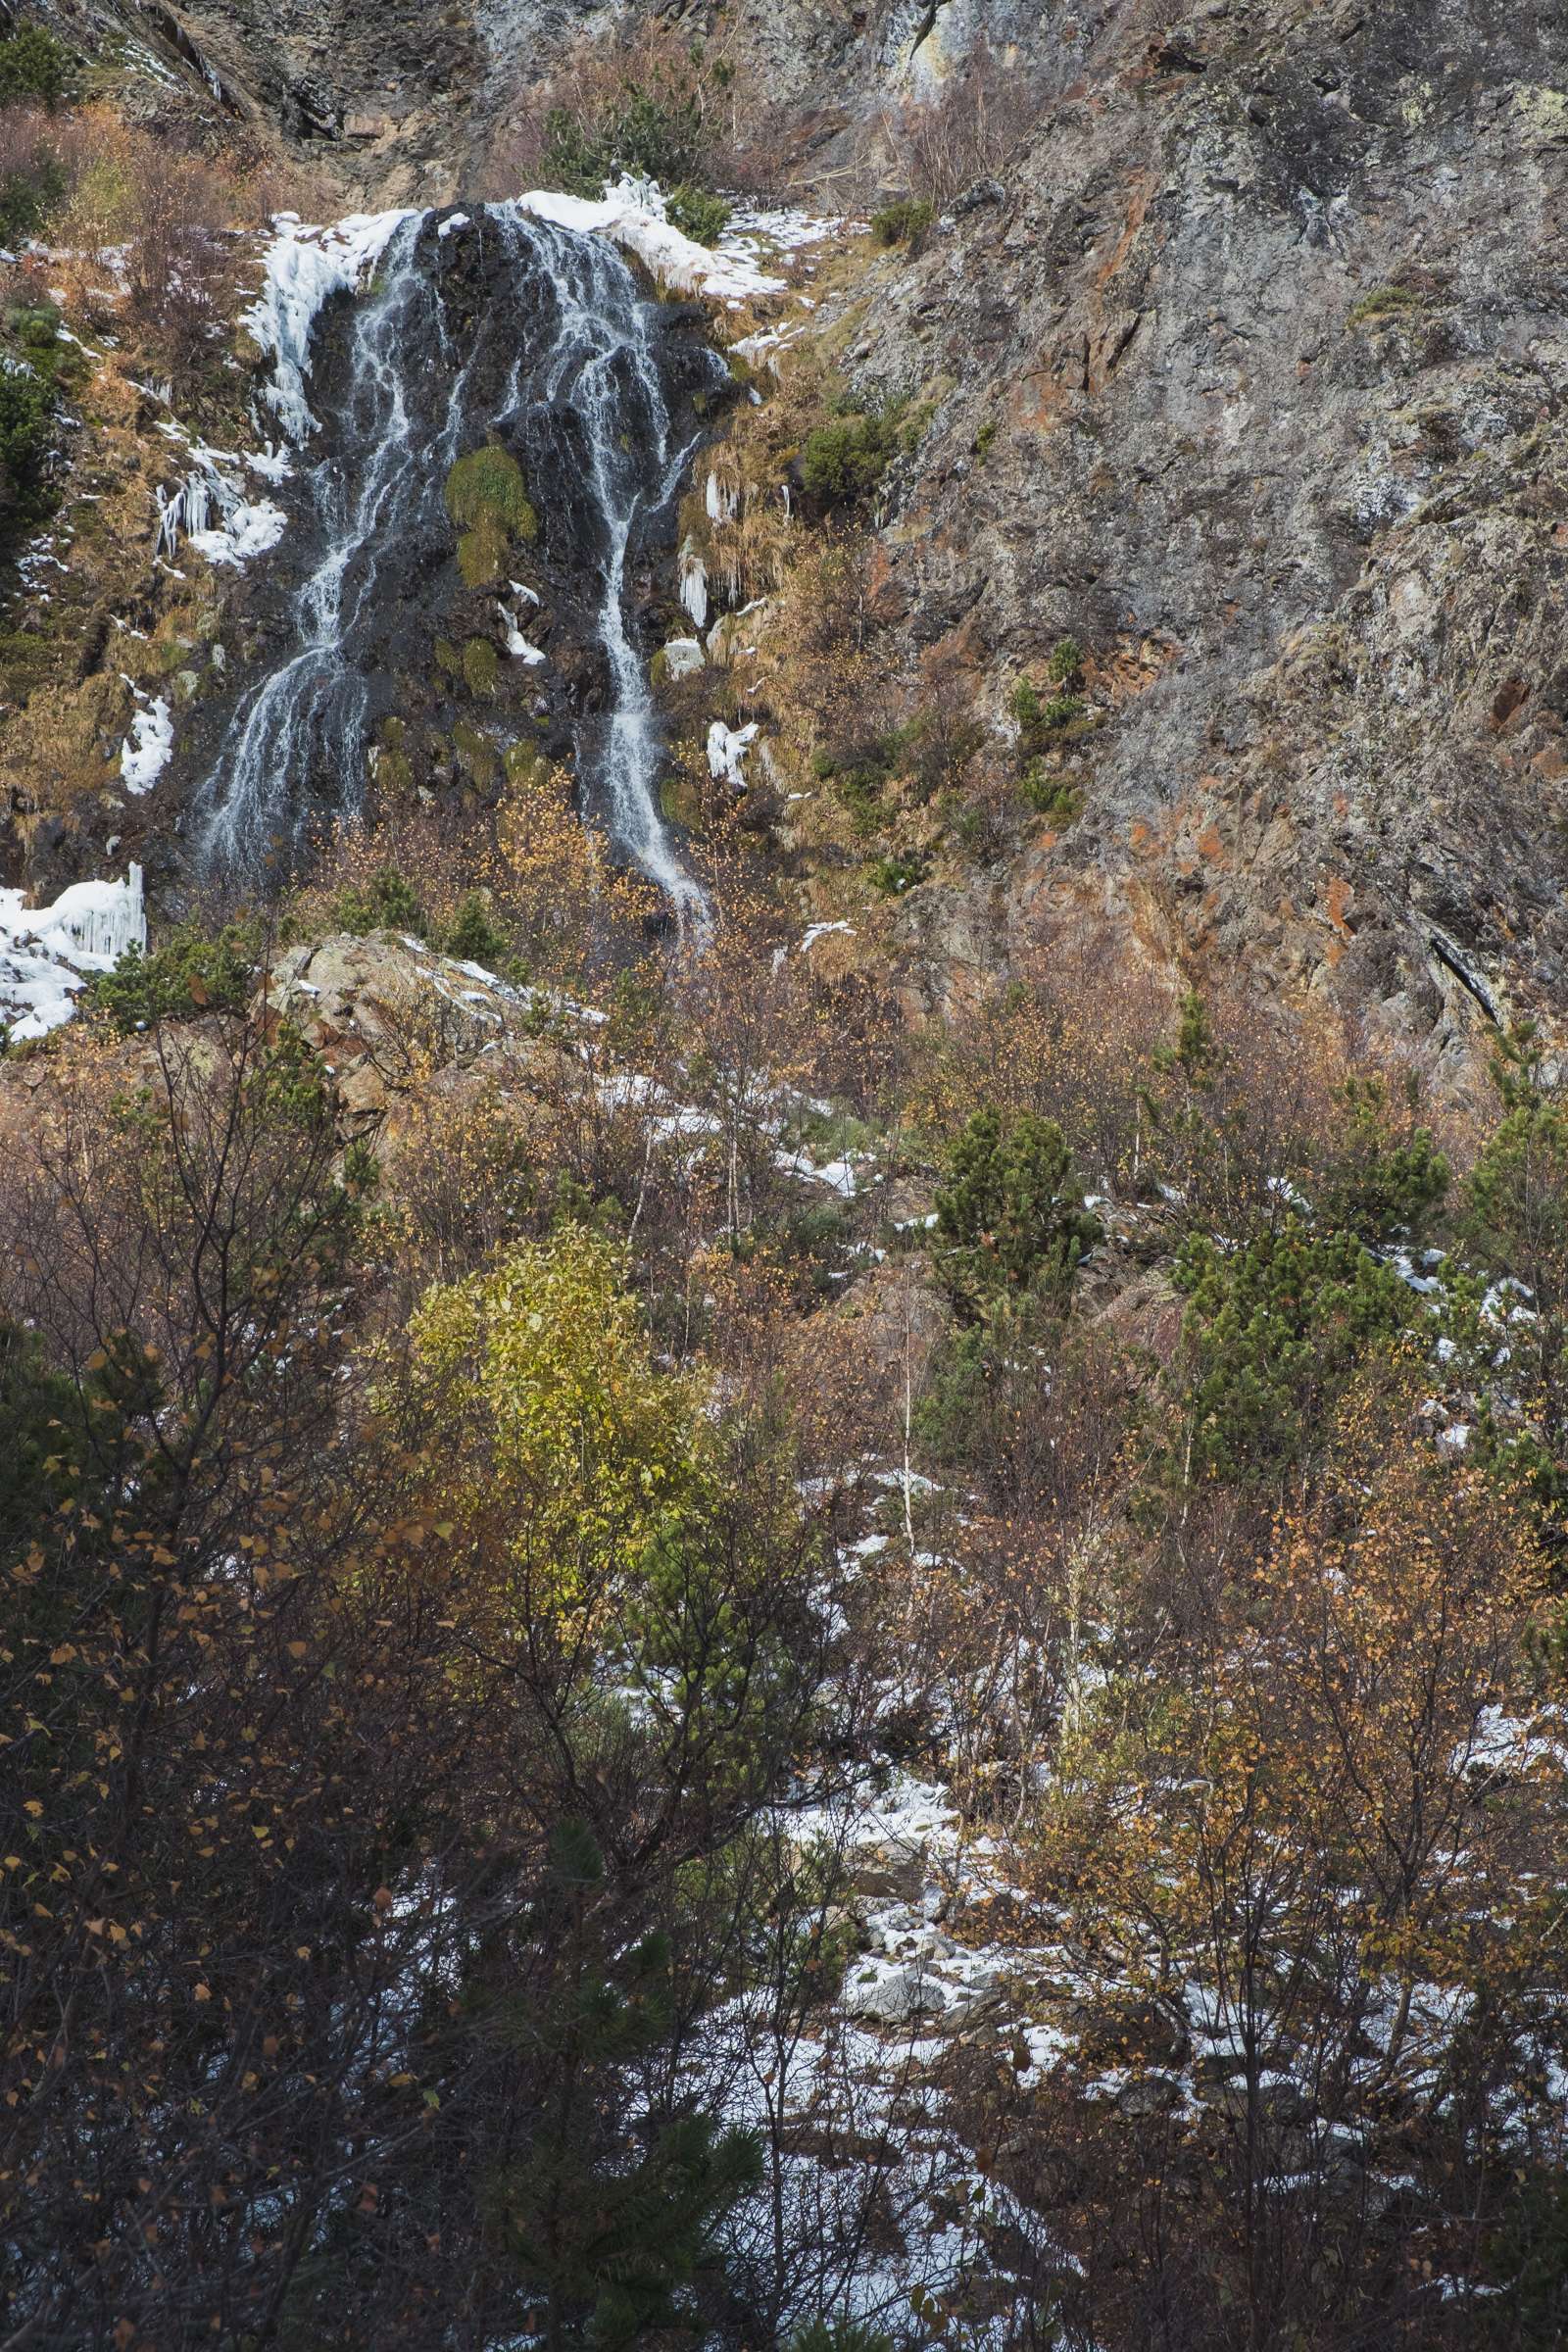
[194,203,723,923]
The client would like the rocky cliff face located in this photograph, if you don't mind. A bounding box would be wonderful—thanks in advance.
[57,2,1119,201]
[182,0,1564,1075]
[827,2,1568,1079]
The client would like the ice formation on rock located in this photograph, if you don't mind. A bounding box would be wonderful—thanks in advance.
[0,865,146,1042]
[120,694,173,795]
[707,719,760,788]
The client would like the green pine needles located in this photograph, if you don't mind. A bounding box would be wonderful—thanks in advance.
[936,1106,1102,1308]
[489,1822,762,2347]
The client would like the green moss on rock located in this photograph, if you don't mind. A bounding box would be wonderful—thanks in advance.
[464,638,500,698]
[446,445,537,535]
[1347,284,1425,328]
[458,519,507,589]
[453,721,500,787]
[505,741,549,790]
[447,446,537,590]
[374,715,414,794]
[660,771,702,829]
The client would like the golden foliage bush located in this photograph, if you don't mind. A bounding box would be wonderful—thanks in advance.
[390,1225,713,1631]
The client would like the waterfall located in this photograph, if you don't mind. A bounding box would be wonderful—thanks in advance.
[195,206,719,925]
[498,207,709,923]
[193,212,461,870]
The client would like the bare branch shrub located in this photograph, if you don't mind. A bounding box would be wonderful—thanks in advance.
[48,108,250,393]
[120,144,238,393]
[483,20,742,196]
[0,98,94,240]
[879,37,1035,210]
[480,17,798,205]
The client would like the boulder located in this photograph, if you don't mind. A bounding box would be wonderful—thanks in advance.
[842,1960,941,2024]
[263,932,564,1143]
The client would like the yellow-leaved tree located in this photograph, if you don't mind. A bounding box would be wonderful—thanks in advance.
[397,1225,712,1632]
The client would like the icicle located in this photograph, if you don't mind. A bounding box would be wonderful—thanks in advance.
[714,539,745,605]
[156,467,215,560]
[705,464,740,525]
[679,536,709,630]
[34,864,147,962]
[155,446,285,567]
[0,864,147,1043]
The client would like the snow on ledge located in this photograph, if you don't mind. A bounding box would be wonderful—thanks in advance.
[802,920,857,953]
[1,865,145,1044]
[516,180,786,304]
[245,209,422,442]
[498,599,546,662]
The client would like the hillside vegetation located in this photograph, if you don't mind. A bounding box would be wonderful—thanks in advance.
[2,6,1568,2351]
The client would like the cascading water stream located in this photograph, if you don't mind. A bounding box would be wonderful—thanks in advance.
[498,206,708,922]
[194,206,720,924]
[194,213,436,869]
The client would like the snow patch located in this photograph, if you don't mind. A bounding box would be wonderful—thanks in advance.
[775,1146,858,1199]
[802,920,857,953]
[662,635,705,679]
[498,601,546,662]
[516,178,786,303]
[120,694,173,796]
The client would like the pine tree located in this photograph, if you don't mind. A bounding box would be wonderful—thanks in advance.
[1316,1073,1448,1244]
[491,1822,761,2348]
[935,1106,1101,1308]
[1174,1218,1413,1483]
